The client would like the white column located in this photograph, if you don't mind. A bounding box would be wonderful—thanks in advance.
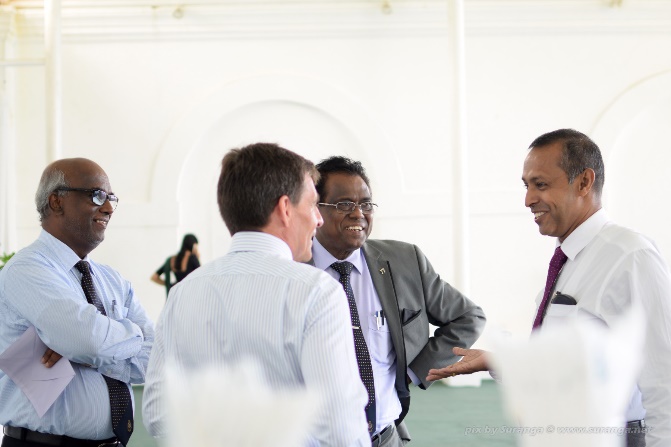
[0,76,11,252]
[447,0,470,294]
[0,13,17,253]
[44,0,62,161]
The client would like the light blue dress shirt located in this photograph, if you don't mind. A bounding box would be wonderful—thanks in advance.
[142,231,369,447]
[311,238,402,435]
[0,230,154,440]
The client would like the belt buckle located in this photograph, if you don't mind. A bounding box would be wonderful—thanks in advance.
[371,424,391,446]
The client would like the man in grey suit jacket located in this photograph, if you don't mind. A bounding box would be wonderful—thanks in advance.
[311,156,486,446]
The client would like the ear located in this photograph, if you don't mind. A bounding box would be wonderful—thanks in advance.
[275,195,292,227]
[577,168,596,197]
[48,192,64,215]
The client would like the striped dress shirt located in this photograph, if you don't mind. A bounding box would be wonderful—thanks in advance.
[142,231,369,446]
[0,230,154,439]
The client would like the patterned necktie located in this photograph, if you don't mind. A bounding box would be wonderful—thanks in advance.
[75,260,134,446]
[330,261,376,435]
[532,246,568,330]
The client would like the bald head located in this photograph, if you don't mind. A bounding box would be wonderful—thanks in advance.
[37,158,115,258]
[36,158,102,220]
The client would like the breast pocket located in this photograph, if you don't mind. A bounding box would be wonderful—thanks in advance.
[367,313,395,368]
[112,303,129,320]
[543,304,579,328]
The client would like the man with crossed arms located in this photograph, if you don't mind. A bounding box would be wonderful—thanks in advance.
[0,158,153,447]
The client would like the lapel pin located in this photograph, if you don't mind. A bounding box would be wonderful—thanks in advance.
[379,268,385,274]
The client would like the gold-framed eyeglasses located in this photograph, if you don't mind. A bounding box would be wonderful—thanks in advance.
[318,201,377,214]
[56,188,119,211]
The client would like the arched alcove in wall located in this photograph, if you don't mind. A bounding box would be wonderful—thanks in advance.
[150,74,400,260]
[592,70,671,261]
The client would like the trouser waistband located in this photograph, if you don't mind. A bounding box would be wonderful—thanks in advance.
[2,426,120,447]
[371,424,394,447]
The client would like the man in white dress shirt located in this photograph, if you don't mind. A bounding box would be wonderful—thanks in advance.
[142,143,370,446]
[427,129,671,447]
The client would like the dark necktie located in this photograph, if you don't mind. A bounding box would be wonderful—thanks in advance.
[75,260,134,446]
[532,246,568,330]
[330,261,376,435]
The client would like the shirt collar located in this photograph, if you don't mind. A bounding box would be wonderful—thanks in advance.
[39,229,92,272]
[228,231,293,261]
[559,208,609,260]
[311,237,365,274]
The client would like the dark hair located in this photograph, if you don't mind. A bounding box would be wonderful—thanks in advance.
[217,143,319,235]
[175,234,198,269]
[529,129,605,197]
[315,156,371,201]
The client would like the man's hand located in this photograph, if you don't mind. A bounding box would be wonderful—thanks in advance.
[426,347,489,381]
[41,348,63,368]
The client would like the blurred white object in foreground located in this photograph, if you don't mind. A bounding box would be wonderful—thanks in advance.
[165,359,318,447]
[489,306,645,447]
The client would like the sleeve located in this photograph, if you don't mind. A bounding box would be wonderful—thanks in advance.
[300,279,370,447]
[143,276,223,439]
[408,245,487,389]
[2,259,146,372]
[98,281,155,384]
[155,262,166,276]
[601,248,671,447]
[142,304,168,438]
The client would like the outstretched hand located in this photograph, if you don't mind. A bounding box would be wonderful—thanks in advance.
[426,347,490,381]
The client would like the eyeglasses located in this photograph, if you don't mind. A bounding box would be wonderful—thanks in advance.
[56,188,119,211]
[318,201,377,214]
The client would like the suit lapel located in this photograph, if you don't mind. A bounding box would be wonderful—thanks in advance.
[362,243,408,391]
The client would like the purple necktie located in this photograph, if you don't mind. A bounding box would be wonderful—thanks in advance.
[532,246,568,330]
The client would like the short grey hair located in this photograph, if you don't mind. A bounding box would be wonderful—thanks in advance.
[35,168,68,222]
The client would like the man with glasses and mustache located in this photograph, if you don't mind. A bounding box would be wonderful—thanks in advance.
[0,158,154,447]
[310,156,486,446]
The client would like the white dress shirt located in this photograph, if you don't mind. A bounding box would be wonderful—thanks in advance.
[537,209,671,446]
[142,231,369,447]
[312,238,402,435]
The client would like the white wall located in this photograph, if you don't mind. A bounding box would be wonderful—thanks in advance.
[1,0,671,346]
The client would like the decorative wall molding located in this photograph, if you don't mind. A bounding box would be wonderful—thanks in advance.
[151,72,402,210]
[4,0,671,43]
[592,68,671,160]
[466,0,671,35]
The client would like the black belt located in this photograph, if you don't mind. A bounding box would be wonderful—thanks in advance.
[371,424,394,447]
[2,426,119,447]
[627,419,646,429]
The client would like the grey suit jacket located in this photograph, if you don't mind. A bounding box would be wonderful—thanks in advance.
[361,239,486,424]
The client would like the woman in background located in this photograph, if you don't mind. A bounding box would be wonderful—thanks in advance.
[151,233,200,297]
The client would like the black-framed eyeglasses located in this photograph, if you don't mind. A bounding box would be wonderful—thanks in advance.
[318,201,377,214]
[56,188,119,211]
